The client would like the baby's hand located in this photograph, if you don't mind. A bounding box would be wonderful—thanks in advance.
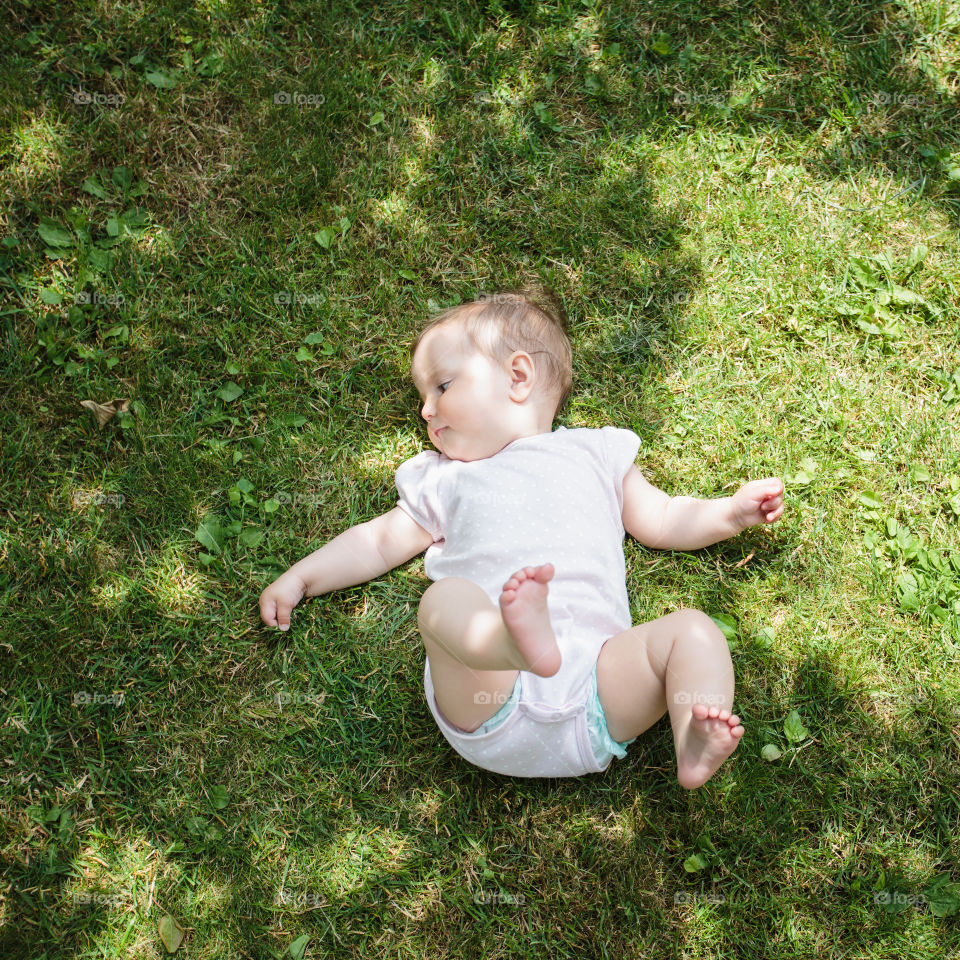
[259,572,307,631]
[731,478,785,530]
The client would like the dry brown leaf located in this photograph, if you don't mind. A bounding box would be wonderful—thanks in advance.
[80,397,130,429]
[734,550,756,569]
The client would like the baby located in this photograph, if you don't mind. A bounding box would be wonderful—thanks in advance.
[259,287,785,787]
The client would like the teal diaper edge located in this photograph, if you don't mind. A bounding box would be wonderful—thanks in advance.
[589,661,636,762]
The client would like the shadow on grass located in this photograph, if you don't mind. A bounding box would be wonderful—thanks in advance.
[2,0,958,955]
[3,549,957,954]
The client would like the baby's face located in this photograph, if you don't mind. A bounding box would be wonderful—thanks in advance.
[412,323,545,462]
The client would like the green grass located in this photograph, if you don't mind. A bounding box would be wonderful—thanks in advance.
[2,0,959,956]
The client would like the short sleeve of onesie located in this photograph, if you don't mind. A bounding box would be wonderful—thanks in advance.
[599,426,643,514]
[395,451,444,541]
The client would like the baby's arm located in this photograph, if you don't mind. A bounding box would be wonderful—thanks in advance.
[259,507,435,630]
[259,521,388,630]
[622,466,785,551]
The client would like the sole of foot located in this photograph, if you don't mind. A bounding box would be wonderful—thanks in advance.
[676,704,745,789]
[498,562,562,677]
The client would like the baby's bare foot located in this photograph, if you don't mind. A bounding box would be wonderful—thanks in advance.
[676,704,745,789]
[498,563,561,677]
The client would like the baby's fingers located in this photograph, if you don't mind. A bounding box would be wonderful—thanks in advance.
[275,602,293,632]
[259,593,278,627]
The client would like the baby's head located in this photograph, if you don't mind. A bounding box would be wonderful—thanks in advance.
[408,286,573,462]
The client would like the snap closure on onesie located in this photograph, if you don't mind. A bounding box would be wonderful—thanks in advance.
[423,653,635,778]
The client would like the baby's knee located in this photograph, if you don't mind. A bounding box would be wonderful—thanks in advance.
[671,608,725,646]
[417,577,477,627]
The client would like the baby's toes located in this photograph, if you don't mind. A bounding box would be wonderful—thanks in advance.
[692,703,709,720]
[533,562,555,583]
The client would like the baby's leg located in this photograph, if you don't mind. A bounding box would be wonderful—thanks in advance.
[418,565,561,733]
[595,609,744,789]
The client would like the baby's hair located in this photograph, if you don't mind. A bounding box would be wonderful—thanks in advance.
[408,284,574,419]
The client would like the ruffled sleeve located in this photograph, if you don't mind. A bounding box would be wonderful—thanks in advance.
[599,426,642,513]
[395,451,444,541]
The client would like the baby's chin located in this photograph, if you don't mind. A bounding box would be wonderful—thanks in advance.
[430,431,498,462]
[432,435,471,461]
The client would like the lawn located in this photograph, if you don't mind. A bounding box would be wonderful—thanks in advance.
[2,0,959,956]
